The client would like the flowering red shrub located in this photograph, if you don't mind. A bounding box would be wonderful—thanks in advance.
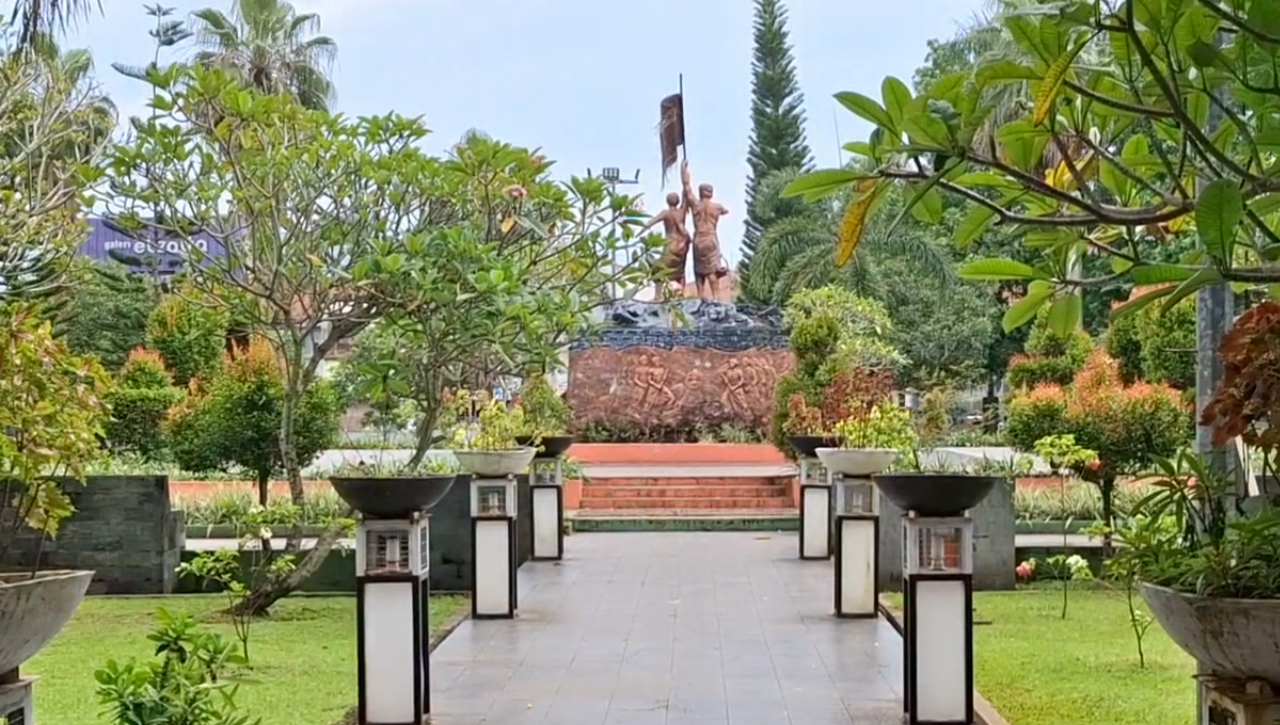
[1007,349,1190,537]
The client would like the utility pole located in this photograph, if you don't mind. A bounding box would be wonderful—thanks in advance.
[587,166,641,299]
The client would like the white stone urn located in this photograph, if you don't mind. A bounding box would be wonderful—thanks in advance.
[452,448,537,478]
[1140,582,1280,686]
[815,448,900,477]
[0,570,93,674]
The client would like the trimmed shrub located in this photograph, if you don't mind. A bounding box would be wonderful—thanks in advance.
[103,349,183,457]
[1006,349,1189,537]
[146,291,229,387]
[1007,308,1093,390]
[167,338,340,500]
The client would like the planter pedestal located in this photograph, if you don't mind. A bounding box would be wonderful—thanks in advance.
[818,448,897,619]
[902,515,975,725]
[471,476,518,619]
[354,514,432,724]
[797,457,833,560]
[528,458,564,561]
[0,675,34,725]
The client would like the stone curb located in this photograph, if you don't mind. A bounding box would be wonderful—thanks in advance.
[875,597,1013,725]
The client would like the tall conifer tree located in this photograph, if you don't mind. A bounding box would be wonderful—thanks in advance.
[738,0,813,300]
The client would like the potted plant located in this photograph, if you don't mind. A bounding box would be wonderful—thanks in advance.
[328,457,459,519]
[816,397,916,478]
[872,447,1004,518]
[783,394,838,458]
[451,395,537,477]
[0,308,111,677]
[1118,300,1280,686]
[514,374,574,458]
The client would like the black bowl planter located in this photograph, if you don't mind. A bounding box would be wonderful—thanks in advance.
[515,435,575,458]
[871,473,1001,517]
[788,435,840,459]
[329,474,457,519]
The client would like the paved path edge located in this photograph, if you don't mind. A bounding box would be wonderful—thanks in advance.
[875,597,1013,725]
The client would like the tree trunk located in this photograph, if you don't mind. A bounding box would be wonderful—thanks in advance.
[1100,477,1116,558]
[231,523,345,616]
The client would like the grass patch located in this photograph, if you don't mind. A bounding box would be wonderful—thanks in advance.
[883,586,1195,725]
[29,593,469,725]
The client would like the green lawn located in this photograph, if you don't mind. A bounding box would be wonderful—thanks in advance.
[28,593,470,725]
[884,587,1196,725]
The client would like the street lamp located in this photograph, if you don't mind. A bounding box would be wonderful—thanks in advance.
[588,167,641,299]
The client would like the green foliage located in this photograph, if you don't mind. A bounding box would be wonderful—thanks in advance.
[520,375,571,438]
[1007,308,1093,389]
[94,608,259,725]
[833,403,917,451]
[783,285,905,370]
[0,36,113,307]
[166,339,339,489]
[796,0,1280,324]
[459,397,525,451]
[104,352,184,456]
[872,253,996,388]
[1134,297,1195,390]
[738,0,814,296]
[1113,450,1280,599]
[146,291,229,386]
[1104,312,1144,385]
[0,306,111,564]
[59,263,158,371]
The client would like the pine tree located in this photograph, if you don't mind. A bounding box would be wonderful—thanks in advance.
[738,0,813,301]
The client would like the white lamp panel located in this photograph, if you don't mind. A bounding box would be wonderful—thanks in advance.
[362,581,418,724]
[913,578,969,723]
[474,519,512,616]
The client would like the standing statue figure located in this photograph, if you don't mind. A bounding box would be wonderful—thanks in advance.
[681,160,729,301]
[640,191,691,300]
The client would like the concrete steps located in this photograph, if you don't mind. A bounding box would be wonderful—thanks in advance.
[581,472,794,511]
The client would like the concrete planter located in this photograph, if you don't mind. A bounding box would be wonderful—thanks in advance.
[452,448,537,477]
[0,570,93,673]
[815,448,899,477]
[1140,582,1280,685]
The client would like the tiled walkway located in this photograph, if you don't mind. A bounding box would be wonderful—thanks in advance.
[430,532,903,725]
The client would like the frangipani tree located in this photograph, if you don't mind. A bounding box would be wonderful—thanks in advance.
[105,64,469,612]
[785,0,1280,336]
[358,137,657,462]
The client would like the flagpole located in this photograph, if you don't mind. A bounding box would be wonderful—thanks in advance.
[679,73,687,163]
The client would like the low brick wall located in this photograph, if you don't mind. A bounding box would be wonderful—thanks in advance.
[4,475,183,594]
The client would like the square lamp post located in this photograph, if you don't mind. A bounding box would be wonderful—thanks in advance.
[528,457,565,561]
[833,473,879,618]
[798,456,833,560]
[355,513,432,725]
[902,515,975,725]
[470,475,518,619]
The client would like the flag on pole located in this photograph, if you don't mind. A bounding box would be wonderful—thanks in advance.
[659,80,685,187]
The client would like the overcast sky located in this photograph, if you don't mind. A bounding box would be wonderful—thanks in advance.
[61,0,986,265]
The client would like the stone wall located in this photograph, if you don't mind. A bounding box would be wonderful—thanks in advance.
[568,300,792,433]
[4,476,183,594]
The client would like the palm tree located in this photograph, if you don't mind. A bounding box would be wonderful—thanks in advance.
[6,0,101,50]
[742,168,956,306]
[188,0,336,111]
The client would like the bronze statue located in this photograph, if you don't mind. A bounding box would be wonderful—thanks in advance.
[681,160,729,300]
[640,191,691,299]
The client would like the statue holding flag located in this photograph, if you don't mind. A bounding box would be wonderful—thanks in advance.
[657,78,729,301]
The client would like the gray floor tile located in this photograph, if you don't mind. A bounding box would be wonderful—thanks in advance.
[427,532,904,724]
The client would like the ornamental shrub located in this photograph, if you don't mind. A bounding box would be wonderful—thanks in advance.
[1007,308,1093,390]
[1006,349,1189,546]
[145,290,229,387]
[103,348,183,457]
[167,338,339,502]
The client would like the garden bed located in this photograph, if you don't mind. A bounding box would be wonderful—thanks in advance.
[29,593,469,725]
[882,586,1193,725]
